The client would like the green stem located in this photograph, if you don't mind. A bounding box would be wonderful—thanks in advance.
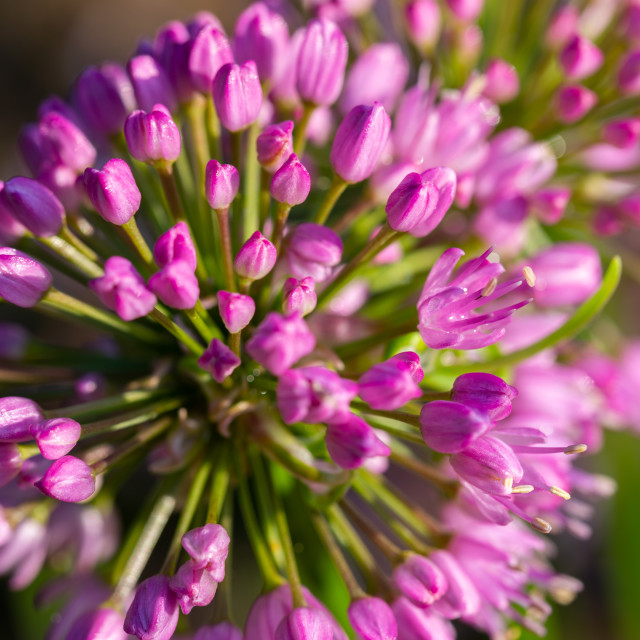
[149,308,203,355]
[184,307,216,343]
[158,166,186,221]
[38,235,104,278]
[293,102,316,156]
[205,96,222,160]
[259,169,272,228]
[122,217,155,272]
[351,401,421,427]
[207,445,231,523]
[314,174,348,225]
[340,499,401,560]
[216,208,238,292]
[271,202,292,254]
[390,449,459,495]
[243,121,261,241]
[59,224,100,262]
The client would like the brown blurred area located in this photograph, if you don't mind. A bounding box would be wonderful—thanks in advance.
[0,0,250,176]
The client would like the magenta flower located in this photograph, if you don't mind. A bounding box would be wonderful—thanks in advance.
[30,417,82,460]
[234,231,277,281]
[257,121,294,173]
[124,108,182,166]
[198,339,242,383]
[205,160,240,210]
[35,455,96,503]
[0,396,44,442]
[358,352,423,410]
[217,291,256,334]
[123,575,179,640]
[0,248,52,308]
[213,61,263,132]
[154,221,197,272]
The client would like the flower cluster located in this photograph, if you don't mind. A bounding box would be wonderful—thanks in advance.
[0,1,636,639]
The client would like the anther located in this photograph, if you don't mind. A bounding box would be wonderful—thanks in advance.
[522,266,536,287]
[549,486,571,500]
[511,484,535,494]
[481,278,498,296]
[531,517,552,534]
[564,444,587,455]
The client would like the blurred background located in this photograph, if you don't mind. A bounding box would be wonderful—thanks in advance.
[0,1,639,639]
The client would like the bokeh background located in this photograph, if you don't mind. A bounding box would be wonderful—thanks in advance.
[0,1,639,639]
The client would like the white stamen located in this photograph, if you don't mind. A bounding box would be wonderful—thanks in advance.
[481,278,498,297]
[522,266,536,287]
[531,517,552,534]
[549,486,571,500]
[564,444,588,455]
[511,484,535,494]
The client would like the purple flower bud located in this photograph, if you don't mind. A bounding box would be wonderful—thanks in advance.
[0,247,52,308]
[217,290,256,333]
[213,61,263,132]
[282,277,317,316]
[275,607,333,640]
[419,400,491,454]
[205,160,240,210]
[0,182,27,245]
[128,54,177,113]
[559,35,603,80]
[277,366,358,424]
[428,550,480,619]
[526,242,602,307]
[90,256,157,321]
[189,27,234,94]
[330,102,391,183]
[385,172,439,234]
[530,187,571,224]
[0,443,22,487]
[0,176,65,237]
[271,154,311,206]
[545,6,579,49]
[83,158,141,226]
[246,312,316,375]
[451,373,517,421]
[286,223,342,282]
[234,3,290,84]
[123,575,180,640]
[409,167,457,237]
[198,339,241,383]
[37,164,84,211]
[154,221,197,272]
[348,597,397,640]
[405,0,441,51]
[0,397,43,442]
[188,11,224,36]
[30,417,82,460]
[483,58,519,103]
[124,108,181,166]
[358,352,423,410]
[393,554,448,608]
[603,118,640,149]
[169,562,218,615]
[296,19,348,106]
[391,599,455,640]
[257,121,294,172]
[67,607,128,640]
[156,25,197,105]
[234,231,277,280]
[619,50,640,95]
[449,435,523,495]
[148,261,199,309]
[555,85,597,123]
[195,622,243,640]
[325,412,391,469]
[445,0,484,21]
[181,523,230,579]
[35,455,96,502]
[74,63,136,135]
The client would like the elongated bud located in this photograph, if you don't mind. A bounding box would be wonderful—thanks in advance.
[330,102,391,183]
[271,153,311,206]
[234,231,277,280]
[128,54,177,113]
[0,176,64,237]
[325,412,391,469]
[348,597,398,640]
[169,562,218,614]
[385,172,439,234]
[84,158,142,226]
[0,443,22,487]
[0,396,44,442]
[217,290,256,333]
[154,221,197,272]
[194,622,243,640]
[410,167,457,236]
[618,50,640,95]
[359,352,424,410]
[546,6,579,50]
[124,108,181,166]
[451,373,518,421]
[394,554,448,608]
[603,118,640,149]
[205,160,240,210]
[283,277,317,316]
[189,26,234,94]
[296,18,349,106]
[30,417,82,460]
[257,121,294,172]
[286,223,343,282]
[198,339,241,383]
[392,599,456,640]
[275,607,333,640]
[560,35,603,80]
[123,575,180,640]
[149,260,200,309]
[555,85,597,123]
[0,182,27,245]
[67,607,128,640]
[35,455,96,502]
[445,0,484,21]
[182,523,230,579]
[530,187,571,224]
[405,0,441,51]
[483,58,519,103]
[0,247,52,308]
[213,61,263,132]
[428,550,480,618]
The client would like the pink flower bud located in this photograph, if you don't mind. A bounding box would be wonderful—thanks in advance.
[0,182,27,245]
[286,223,343,282]
[348,597,397,640]
[282,277,317,316]
[124,575,179,640]
[385,172,439,234]
[530,187,571,224]
[275,607,333,640]
[213,61,263,132]
[30,417,81,460]
[189,27,234,93]
[451,373,518,421]
[194,622,243,640]
[603,118,640,149]
[559,35,603,80]
[325,413,391,469]
[67,607,128,640]
[169,562,219,615]
[124,108,181,165]
[181,523,230,579]
[428,550,480,618]
[271,154,311,206]
[35,455,96,502]
[0,247,52,308]
[198,339,241,383]
[445,0,484,21]
[0,396,43,442]
[296,19,349,107]
[205,160,240,210]
[483,58,519,103]
[127,54,177,113]
[555,85,597,123]
[0,176,65,237]
[257,121,294,173]
[0,443,22,487]
[394,554,448,608]
[546,6,579,49]
[234,231,277,280]
[217,290,256,333]
[392,599,455,640]
[405,0,442,51]
[84,158,142,226]
[149,260,199,309]
[619,50,640,95]
[330,102,391,183]
[154,221,197,272]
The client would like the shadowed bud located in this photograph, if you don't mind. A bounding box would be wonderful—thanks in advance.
[124,108,181,166]
[0,396,43,442]
[420,400,491,454]
[194,622,243,640]
[445,0,484,21]
[128,54,177,113]
[286,223,343,282]
[218,290,256,333]
[393,554,448,608]
[149,260,199,309]
[603,117,640,149]
[405,0,442,51]
[35,455,96,502]
[123,574,180,640]
[246,312,316,375]
[483,58,519,103]
[392,599,456,640]
[0,177,65,237]
[275,607,333,640]
[296,19,349,106]
[0,182,27,245]
[359,352,424,410]
[429,550,480,619]
[325,412,391,469]
[234,231,277,280]
[271,154,311,205]
[169,562,218,615]
[283,277,317,316]
[90,256,157,321]
[205,160,240,210]
[67,607,128,640]
[385,172,439,234]
[84,158,142,226]
[348,597,398,640]
[555,85,597,123]
[182,523,230,579]
[618,50,640,95]
[330,102,391,183]
[0,248,52,308]
[30,417,82,460]
[189,26,234,93]
[0,443,22,487]
[154,221,197,271]
[451,373,518,421]
[257,121,294,172]
[560,35,603,80]
[198,339,241,383]
[213,61,263,132]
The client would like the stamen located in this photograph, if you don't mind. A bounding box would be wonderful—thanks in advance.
[481,278,498,297]
[522,266,536,287]
[511,484,535,494]
[549,486,571,500]
[564,444,588,455]
[531,517,553,534]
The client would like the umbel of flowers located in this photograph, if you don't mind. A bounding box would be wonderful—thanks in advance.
[0,1,636,638]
